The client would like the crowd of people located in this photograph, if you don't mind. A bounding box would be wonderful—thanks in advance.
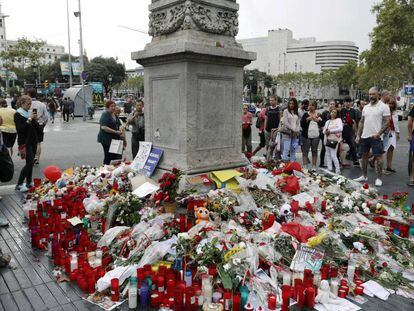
[242,86,414,188]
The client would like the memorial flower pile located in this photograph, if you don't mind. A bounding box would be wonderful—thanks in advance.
[23,160,414,310]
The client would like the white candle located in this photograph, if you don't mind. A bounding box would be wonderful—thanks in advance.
[283,272,291,285]
[330,280,339,297]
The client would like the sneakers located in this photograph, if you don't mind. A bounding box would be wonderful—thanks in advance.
[0,217,8,227]
[354,175,368,182]
[26,182,34,188]
[375,178,383,187]
[15,184,29,193]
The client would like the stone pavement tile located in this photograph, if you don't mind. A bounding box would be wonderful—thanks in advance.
[23,287,47,311]
[61,304,77,311]
[45,282,72,306]
[0,276,9,295]
[11,290,33,311]
[0,292,19,311]
[34,284,60,309]
[1,270,20,292]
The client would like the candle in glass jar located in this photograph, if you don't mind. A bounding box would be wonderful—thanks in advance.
[233,293,241,311]
[305,287,315,308]
[338,289,346,298]
[179,215,186,232]
[355,286,364,295]
[110,278,119,301]
[330,280,339,297]
[283,272,291,285]
[268,293,277,310]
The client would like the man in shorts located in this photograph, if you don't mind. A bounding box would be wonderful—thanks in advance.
[354,87,390,187]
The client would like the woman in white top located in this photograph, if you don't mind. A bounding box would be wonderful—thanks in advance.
[323,109,343,174]
[383,98,399,174]
[280,98,300,162]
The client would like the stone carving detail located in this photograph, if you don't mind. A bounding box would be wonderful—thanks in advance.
[149,0,239,37]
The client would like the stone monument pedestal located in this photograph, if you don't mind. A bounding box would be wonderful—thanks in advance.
[132,0,255,174]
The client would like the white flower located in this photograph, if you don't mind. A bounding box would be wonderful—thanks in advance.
[362,203,367,209]
[232,258,242,265]
[334,196,339,202]
[238,242,247,249]
[223,263,231,271]
[376,203,382,209]
[364,189,370,194]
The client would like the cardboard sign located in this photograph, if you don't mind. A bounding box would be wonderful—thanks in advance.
[131,142,152,171]
[130,175,160,198]
[290,244,324,272]
[210,170,242,190]
[141,148,164,177]
[109,139,123,155]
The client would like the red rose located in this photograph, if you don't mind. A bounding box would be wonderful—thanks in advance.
[383,195,388,200]
[165,181,172,187]
[194,235,202,243]
[382,262,388,268]
[363,183,369,189]
[380,209,388,216]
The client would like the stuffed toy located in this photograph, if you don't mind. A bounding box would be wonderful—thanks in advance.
[195,206,210,224]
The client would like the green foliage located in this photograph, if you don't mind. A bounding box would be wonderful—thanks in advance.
[361,0,414,91]
[7,86,20,97]
[0,37,45,68]
[244,69,274,95]
[118,76,144,92]
[335,61,358,89]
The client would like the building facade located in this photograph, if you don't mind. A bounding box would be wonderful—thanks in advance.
[126,66,144,78]
[238,29,359,76]
[6,40,65,65]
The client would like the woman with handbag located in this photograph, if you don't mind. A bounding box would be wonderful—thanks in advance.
[14,95,39,192]
[300,101,323,170]
[323,109,343,174]
[281,98,300,162]
[98,100,123,165]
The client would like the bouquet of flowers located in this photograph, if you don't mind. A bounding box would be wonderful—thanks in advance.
[154,168,182,205]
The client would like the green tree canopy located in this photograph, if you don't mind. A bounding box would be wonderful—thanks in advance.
[85,57,126,93]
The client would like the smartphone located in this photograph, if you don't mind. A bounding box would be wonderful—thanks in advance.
[33,108,37,114]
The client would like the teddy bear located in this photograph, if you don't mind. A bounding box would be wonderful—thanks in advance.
[195,206,210,224]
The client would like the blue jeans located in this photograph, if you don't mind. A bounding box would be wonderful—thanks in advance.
[282,137,299,161]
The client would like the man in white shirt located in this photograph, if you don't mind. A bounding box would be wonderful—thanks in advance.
[355,87,390,187]
[27,88,49,165]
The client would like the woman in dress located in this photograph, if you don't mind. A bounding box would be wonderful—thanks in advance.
[323,109,343,174]
[383,98,399,174]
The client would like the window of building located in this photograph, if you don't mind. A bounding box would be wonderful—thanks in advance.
[0,35,3,39]
[49,55,51,59]
[53,49,55,52]
[0,19,2,28]
[55,56,57,59]
[47,48,50,51]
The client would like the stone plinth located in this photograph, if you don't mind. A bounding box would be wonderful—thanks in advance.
[132,0,256,174]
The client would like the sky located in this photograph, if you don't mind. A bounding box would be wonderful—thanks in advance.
[1,0,378,69]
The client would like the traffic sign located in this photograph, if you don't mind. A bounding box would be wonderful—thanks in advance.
[81,71,89,81]
[404,85,414,96]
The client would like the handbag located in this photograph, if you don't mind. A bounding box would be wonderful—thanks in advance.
[18,144,27,159]
[326,139,338,149]
[0,134,14,182]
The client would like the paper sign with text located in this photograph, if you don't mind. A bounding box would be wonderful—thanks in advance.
[290,245,324,272]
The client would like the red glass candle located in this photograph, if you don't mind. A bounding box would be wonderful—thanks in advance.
[157,276,165,293]
[355,279,363,287]
[179,215,186,233]
[293,278,302,301]
[340,285,349,295]
[297,285,305,308]
[305,287,315,308]
[110,278,119,301]
[233,293,241,311]
[355,286,364,295]
[338,289,346,298]
[330,266,338,278]
[282,285,291,311]
[150,293,159,308]
[321,265,329,280]
[340,279,348,287]
[268,293,277,310]
[185,286,195,310]
[167,279,175,296]
[303,269,313,288]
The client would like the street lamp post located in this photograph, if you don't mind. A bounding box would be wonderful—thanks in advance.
[74,0,86,121]
[66,0,73,87]
[249,74,253,104]
[108,74,113,99]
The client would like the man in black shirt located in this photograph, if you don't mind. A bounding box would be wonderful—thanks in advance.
[340,96,359,166]
[408,106,414,186]
[264,95,281,160]
[124,97,133,115]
